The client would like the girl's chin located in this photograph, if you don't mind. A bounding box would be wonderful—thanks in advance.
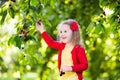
[61,40,70,43]
[61,41,66,43]
[61,41,67,43]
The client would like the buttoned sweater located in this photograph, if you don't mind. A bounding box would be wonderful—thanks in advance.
[41,31,88,80]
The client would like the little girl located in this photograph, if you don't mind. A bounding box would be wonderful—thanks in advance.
[36,19,88,80]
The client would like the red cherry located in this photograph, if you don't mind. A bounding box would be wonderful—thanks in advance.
[37,18,42,25]
[24,36,29,41]
[118,19,120,23]
[24,31,29,35]
[11,0,16,2]
[37,21,41,25]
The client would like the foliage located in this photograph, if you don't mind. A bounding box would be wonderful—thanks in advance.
[0,0,120,80]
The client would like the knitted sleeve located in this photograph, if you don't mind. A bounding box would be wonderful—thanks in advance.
[41,31,62,50]
[72,46,88,72]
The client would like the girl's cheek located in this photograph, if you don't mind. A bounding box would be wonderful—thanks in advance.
[59,37,62,42]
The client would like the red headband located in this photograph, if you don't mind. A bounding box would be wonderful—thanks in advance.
[70,21,79,31]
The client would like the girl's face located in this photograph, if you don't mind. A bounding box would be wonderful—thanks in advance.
[59,24,73,44]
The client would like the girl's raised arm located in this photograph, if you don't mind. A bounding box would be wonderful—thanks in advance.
[36,20,63,50]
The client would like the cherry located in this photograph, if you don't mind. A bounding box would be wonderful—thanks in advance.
[37,21,41,25]
[69,1,73,5]
[24,37,28,41]
[11,0,16,2]
[9,4,13,9]
[37,18,42,25]
[21,46,24,49]
[102,11,105,15]
[100,15,103,17]
[113,0,117,2]
[23,54,26,57]
[24,31,29,35]
[98,20,101,22]
[9,4,12,7]
[118,18,120,23]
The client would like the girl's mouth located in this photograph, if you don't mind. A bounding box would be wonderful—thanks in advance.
[62,37,66,39]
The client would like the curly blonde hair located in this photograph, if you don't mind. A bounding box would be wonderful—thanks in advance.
[56,19,80,45]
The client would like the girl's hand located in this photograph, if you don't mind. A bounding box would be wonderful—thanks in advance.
[60,66,72,72]
[36,20,45,34]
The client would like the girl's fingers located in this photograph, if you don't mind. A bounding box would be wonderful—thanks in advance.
[60,66,72,72]
[37,21,41,25]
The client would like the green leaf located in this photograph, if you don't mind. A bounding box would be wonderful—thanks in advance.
[86,22,95,33]
[94,23,105,34]
[43,20,52,27]
[36,4,43,14]
[50,0,55,8]
[24,22,32,28]
[14,36,22,49]
[42,0,48,5]
[8,35,22,48]
[8,36,14,46]
[8,7,15,18]
[31,36,37,41]
[30,0,37,6]
[0,57,3,63]
[0,10,7,25]
[29,5,36,11]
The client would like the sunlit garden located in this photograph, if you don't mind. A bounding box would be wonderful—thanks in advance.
[0,0,120,80]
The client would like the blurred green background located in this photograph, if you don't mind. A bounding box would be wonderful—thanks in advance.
[0,0,120,80]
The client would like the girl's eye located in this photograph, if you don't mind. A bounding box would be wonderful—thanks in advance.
[60,31,62,33]
[64,30,67,33]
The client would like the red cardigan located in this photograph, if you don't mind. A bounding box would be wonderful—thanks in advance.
[41,31,88,80]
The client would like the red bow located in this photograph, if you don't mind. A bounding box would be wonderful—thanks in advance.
[70,21,78,31]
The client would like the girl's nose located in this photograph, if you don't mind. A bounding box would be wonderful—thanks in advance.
[61,33,65,37]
